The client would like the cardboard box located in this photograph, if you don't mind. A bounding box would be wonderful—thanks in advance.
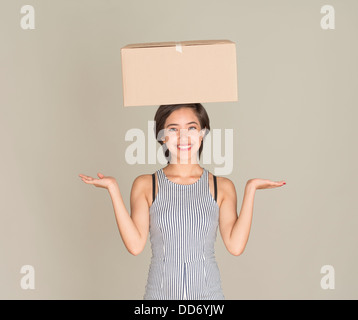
[121,39,238,107]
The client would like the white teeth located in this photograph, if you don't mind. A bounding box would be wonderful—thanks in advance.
[178,145,191,149]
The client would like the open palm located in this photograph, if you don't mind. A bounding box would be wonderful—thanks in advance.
[78,173,117,189]
[249,178,286,190]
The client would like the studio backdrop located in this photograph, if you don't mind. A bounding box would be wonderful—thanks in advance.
[0,0,357,299]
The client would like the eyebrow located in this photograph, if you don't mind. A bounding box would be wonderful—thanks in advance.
[166,121,199,128]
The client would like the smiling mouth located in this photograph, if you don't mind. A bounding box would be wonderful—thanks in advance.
[177,144,192,150]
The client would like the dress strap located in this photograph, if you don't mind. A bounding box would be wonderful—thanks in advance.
[152,173,156,204]
[213,174,217,202]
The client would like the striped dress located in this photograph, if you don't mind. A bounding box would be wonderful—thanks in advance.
[143,167,225,300]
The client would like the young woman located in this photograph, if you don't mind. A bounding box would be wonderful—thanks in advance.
[79,103,286,300]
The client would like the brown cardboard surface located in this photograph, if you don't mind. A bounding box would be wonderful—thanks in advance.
[121,39,238,107]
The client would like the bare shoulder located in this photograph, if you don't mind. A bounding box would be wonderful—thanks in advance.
[131,174,153,205]
[218,176,235,187]
[131,174,152,192]
[208,173,236,207]
[132,173,152,185]
[216,176,237,199]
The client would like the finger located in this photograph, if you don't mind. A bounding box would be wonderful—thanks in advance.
[82,176,93,181]
[267,181,285,188]
[79,174,92,179]
[82,178,95,184]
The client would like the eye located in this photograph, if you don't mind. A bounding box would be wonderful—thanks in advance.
[167,127,197,132]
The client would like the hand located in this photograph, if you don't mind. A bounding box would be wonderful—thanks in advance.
[247,178,286,190]
[78,173,117,190]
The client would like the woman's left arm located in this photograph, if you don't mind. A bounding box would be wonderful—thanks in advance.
[219,178,285,256]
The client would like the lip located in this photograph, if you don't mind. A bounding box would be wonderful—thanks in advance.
[177,144,192,151]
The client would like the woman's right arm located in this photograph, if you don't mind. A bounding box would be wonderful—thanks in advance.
[107,176,149,256]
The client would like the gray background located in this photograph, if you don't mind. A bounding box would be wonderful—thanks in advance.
[1,0,357,299]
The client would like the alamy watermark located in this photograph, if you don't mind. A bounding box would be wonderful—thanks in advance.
[20,265,35,290]
[320,265,335,290]
[124,121,234,175]
[320,5,335,30]
[20,5,35,30]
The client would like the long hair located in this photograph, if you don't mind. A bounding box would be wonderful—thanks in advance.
[154,103,210,164]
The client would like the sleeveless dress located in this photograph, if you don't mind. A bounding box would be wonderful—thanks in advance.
[143,167,225,300]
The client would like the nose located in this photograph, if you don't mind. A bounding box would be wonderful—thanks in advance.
[179,128,188,136]
[178,129,189,144]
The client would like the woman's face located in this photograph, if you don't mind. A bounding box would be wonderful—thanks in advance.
[162,108,205,164]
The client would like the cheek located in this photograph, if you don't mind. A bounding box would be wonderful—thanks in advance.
[167,134,177,143]
[189,132,201,143]
[164,136,178,149]
[162,131,175,142]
